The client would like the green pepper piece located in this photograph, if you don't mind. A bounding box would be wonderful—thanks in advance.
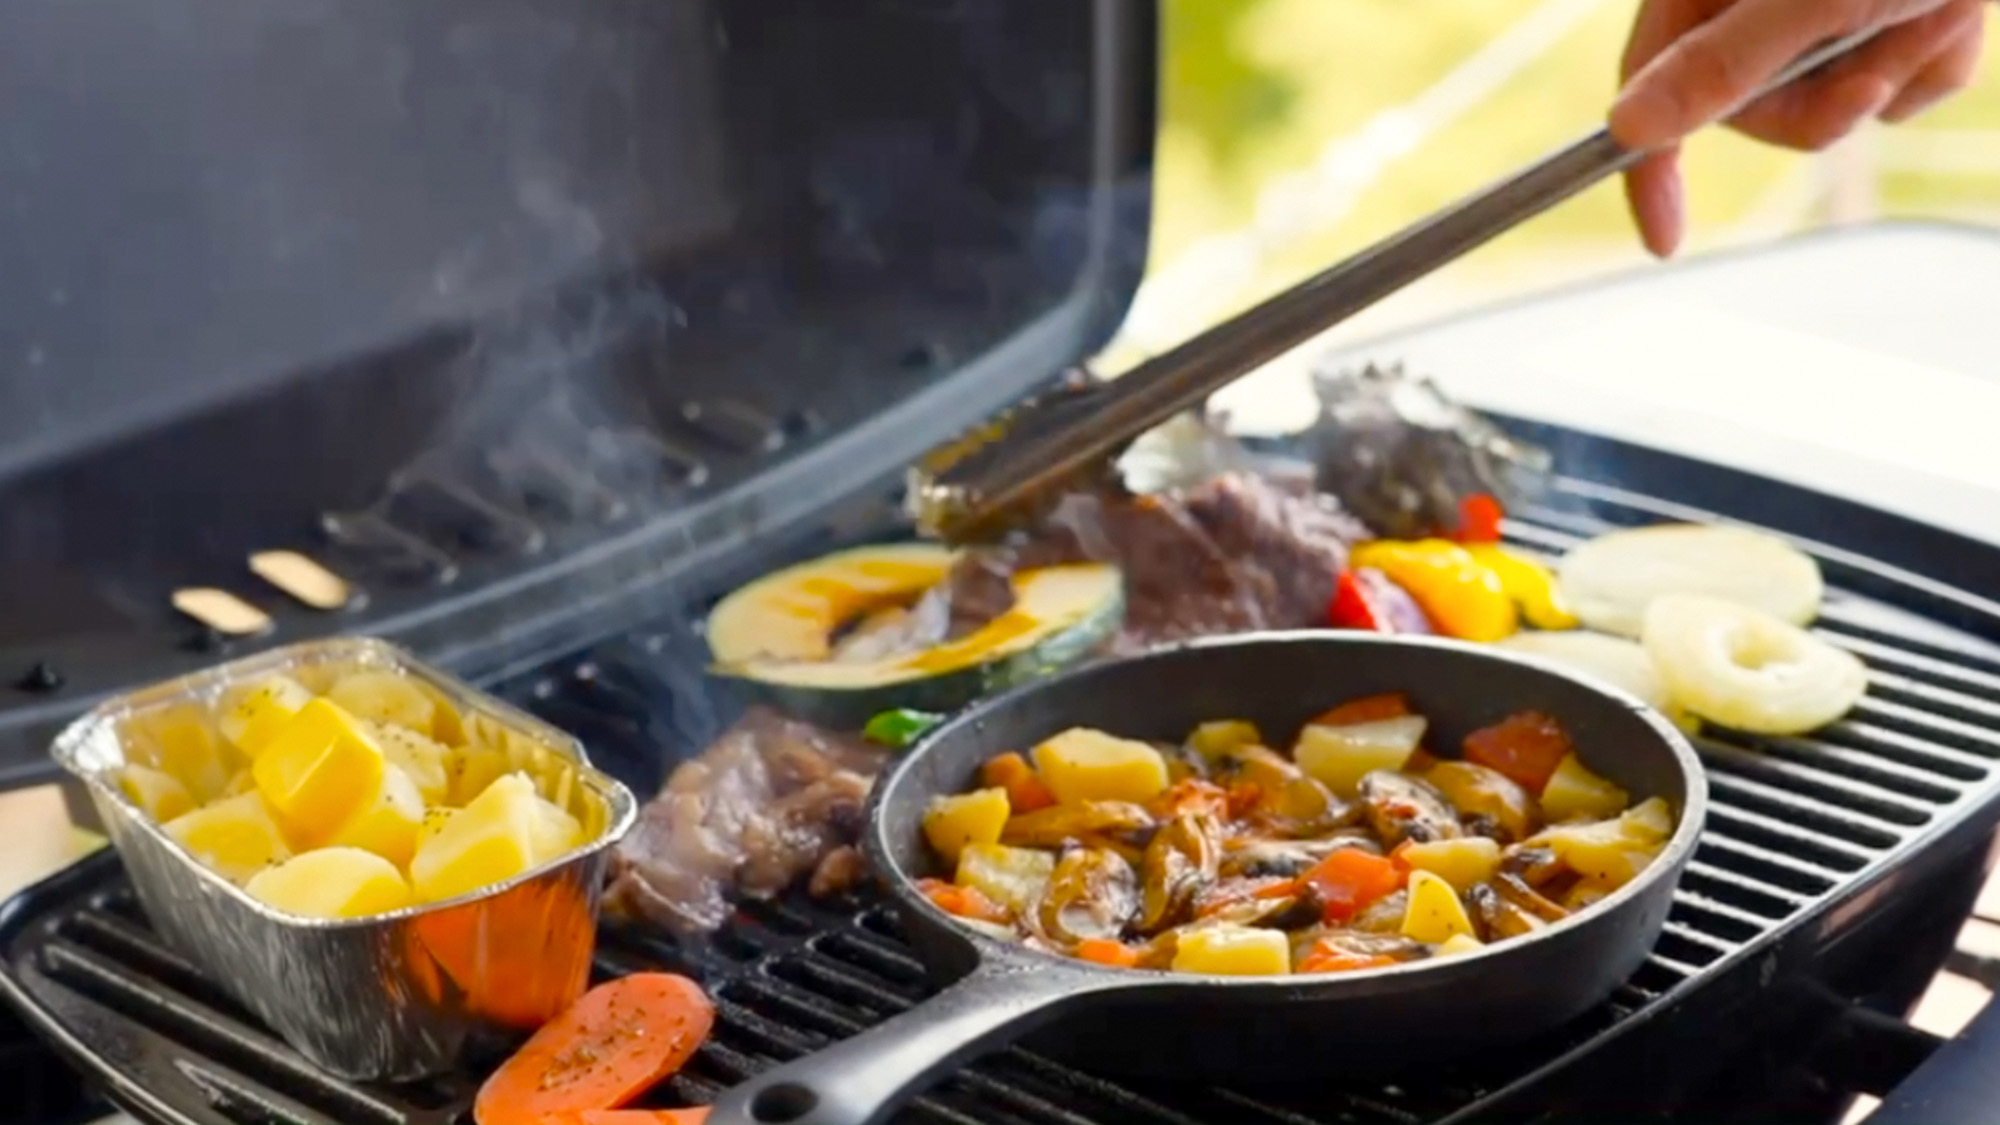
[863,708,946,750]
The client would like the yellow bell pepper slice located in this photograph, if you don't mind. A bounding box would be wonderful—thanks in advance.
[1465,545,1580,631]
[1350,540,1519,643]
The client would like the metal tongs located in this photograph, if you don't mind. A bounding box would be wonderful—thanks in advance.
[910,28,1882,542]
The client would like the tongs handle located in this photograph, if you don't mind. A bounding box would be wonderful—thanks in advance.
[918,26,1880,539]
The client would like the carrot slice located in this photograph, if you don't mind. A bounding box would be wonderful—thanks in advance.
[1074,938,1143,968]
[916,877,1011,924]
[1310,693,1413,727]
[1300,849,1402,924]
[564,1111,711,1125]
[979,752,1057,813]
[474,973,715,1125]
[1297,939,1399,974]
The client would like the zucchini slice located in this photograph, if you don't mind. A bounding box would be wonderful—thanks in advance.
[706,544,1123,728]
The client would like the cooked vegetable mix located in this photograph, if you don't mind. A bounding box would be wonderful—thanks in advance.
[919,698,1674,976]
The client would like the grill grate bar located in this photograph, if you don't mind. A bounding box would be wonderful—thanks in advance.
[1846,699,2000,763]
[1669,890,1783,939]
[1689,831,1841,893]
[1701,804,1875,871]
[1819,630,2000,695]
[1697,750,1923,837]
[1711,732,1967,803]
[1679,861,1810,916]
[37,941,414,1125]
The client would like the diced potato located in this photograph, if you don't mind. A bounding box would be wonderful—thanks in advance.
[117,765,195,824]
[252,699,388,846]
[1188,721,1262,761]
[322,764,427,867]
[1623,797,1674,843]
[245,847,414,919]
[1398,837,1503,892]
[1400,869,1475,943]
[164,792,291,883]
[123,705,233,803]
[218,675,317,755]
[1171,924,1291,976]
[219,770,257,798]
[446,745,512,807]
[1032,728,1168,805]
[425,686,468,746]
[408,773,544,903]
[923,788,1010,866]
[1540,753,1630,822]
[326,671,437,736]
[953,843,1055,917]
[1435,932,1486,957]
[528,795,585,864]
[369,721,452,805]
[1526,800,1673,886]
[1293,716,1427,798]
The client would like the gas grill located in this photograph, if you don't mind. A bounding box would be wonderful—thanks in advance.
[4,2,2000,1123]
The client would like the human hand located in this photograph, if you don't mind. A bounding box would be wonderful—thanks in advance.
[1610,0,1987,256]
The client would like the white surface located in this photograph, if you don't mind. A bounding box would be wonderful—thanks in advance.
[1217,223,2000,548]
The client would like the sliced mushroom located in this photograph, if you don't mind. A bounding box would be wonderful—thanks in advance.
[1219,837,1377,880]
[1350,888,1410,935]
[1469,883,1548,941]
[1501,845,1567,888]
[1425,760,1543,843]
[1138,813,1221,933]
[1036,846,1142,946]
[1358,771,1464,846]
[1001,801,1155,850]
[1495,871,1571,923]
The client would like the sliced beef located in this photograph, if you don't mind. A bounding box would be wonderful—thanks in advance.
[605,707,887,934]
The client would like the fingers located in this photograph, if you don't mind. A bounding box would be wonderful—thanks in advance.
[1624,147,1687,258]
[1610,0,1864,151]
[1880,1,1987,122]
[1730,0,1982,146]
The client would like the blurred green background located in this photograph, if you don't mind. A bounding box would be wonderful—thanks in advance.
[1106,0,1999,362]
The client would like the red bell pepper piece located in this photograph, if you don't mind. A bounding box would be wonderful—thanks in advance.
[1310,692,1413,727]
[1454,493,1505,544]
[1463,710,1574,793]
[1328,569,1393,632]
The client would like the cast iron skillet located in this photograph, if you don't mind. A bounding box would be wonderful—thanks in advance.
[707,631,1707,1125]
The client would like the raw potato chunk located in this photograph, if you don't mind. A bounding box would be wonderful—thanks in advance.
[1540,753,1629,822]
[1293,716,1426,798]
[118,765,195,824]
[447,744,513,808]
[954,843,1056,917]
[408,773,545,903]
[370,721,452,805]
[124,705,234,803]
[1400,869,1475,943]
[326,671,437,735]
[923,788,1010,866]
[252,699,388,846]
[219,676,316,755]
[165,792,291,883]
[323,764,427,867]
[245,848,414,919]
[1032,728,1168,805]
[1172,925,1291,976]
[1398,837,1502,892]
[529,797,585,864]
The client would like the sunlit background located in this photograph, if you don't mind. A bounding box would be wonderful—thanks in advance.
[1101,0,2000,369]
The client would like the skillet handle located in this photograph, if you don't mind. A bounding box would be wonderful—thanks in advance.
[705,959,1117,1125]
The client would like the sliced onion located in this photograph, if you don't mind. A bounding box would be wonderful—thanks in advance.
[1494,631,1683,723]
[1641,594,1867,735]
[1556,524,1823,638]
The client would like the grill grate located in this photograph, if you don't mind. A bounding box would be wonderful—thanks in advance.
[6,474,2000,1125]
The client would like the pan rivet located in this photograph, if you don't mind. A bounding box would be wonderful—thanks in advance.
[749,1082,819,1123]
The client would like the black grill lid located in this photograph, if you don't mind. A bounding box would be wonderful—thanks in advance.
[0,0,1157,784]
